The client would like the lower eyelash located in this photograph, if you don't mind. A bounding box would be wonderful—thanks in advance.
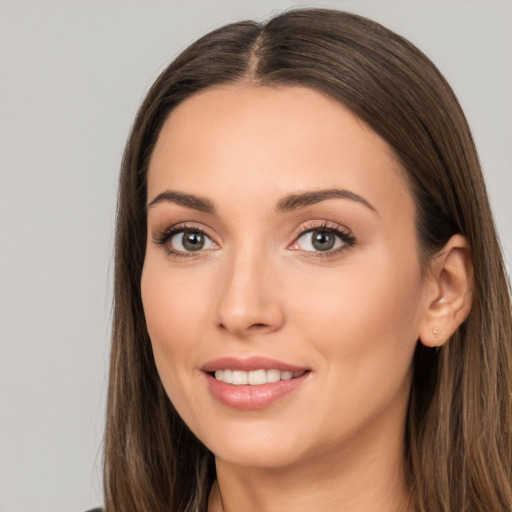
[152,224,208,259]
[166,249,199,259]
[296,222,356,257]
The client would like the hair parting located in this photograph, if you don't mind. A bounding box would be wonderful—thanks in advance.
[104,9,512,512]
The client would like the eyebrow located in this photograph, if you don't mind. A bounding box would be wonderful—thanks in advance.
[147,190,215,213]
[275,189,378,214]
[147,188,377,215]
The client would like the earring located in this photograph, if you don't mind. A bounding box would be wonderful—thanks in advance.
[433,328,441,352]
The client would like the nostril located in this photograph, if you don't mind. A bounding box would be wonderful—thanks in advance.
[247,322,272,332]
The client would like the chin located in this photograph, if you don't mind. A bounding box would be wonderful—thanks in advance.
[214,443,304,469]
[196,419,312,469]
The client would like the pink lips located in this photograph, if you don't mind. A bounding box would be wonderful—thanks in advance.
[202,356,305,373]
[201,356,310,410]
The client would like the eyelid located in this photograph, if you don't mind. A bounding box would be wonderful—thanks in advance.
[152,220,217,240]
[288,220,356,255]
[152,222,219,257]
[289,220,352,240]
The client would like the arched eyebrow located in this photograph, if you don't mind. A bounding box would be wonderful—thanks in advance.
[147,188,377,215]
[276,189,378,214]
[147,191,215,213]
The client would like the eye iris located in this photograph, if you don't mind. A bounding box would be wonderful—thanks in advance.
[182,231,204,251]
[312,230,335,251]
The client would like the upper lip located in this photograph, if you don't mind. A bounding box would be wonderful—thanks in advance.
[201,356,308,373]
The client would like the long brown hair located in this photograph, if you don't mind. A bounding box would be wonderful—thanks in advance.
[104,9,512,511]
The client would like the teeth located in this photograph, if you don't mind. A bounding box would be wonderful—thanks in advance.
[213,369,305,385]
[248,369,266,385]
[232,370,248,385]
[266,369,280,383]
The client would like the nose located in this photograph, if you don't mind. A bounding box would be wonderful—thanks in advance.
[215,247,285,339]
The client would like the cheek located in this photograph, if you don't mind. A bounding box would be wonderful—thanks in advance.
[141,261,220,431]
[281,253,423,447]
[140,259,212,389]
[293,255,423,343]
[288,244,425,405]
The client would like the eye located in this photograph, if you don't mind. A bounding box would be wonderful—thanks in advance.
[289,223,355,255]
[294,229,343,251]
[170,229,215,252]
[153,225,217,257]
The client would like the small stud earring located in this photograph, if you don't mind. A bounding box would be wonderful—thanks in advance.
[433,328,441,352]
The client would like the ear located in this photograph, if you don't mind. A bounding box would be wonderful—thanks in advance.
[418,234,473,348]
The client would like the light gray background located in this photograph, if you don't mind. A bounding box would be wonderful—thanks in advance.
[0,1,510,511]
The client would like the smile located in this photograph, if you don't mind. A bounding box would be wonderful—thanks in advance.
[202,357,311,409]
[213,369,306,385]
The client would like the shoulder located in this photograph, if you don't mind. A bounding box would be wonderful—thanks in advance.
[85,508,103,512]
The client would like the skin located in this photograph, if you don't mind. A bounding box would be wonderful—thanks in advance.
[141,84,448,512]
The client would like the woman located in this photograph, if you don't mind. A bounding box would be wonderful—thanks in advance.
[103,8,512,512]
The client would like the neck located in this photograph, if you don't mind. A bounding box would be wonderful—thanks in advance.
[208,418,413,512]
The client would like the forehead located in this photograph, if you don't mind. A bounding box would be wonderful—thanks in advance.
[147,84,412,218]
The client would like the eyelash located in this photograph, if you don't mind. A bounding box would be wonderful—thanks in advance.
[153,223,215,259]
[291,221,356,258]
[152,221,356,259]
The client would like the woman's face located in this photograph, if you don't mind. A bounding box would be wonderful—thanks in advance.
[141,85,432,469]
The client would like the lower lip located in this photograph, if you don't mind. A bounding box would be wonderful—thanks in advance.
[204,372,309,410]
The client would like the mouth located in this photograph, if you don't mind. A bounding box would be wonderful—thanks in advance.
[201,356,311,410]
[210,368,308,385]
